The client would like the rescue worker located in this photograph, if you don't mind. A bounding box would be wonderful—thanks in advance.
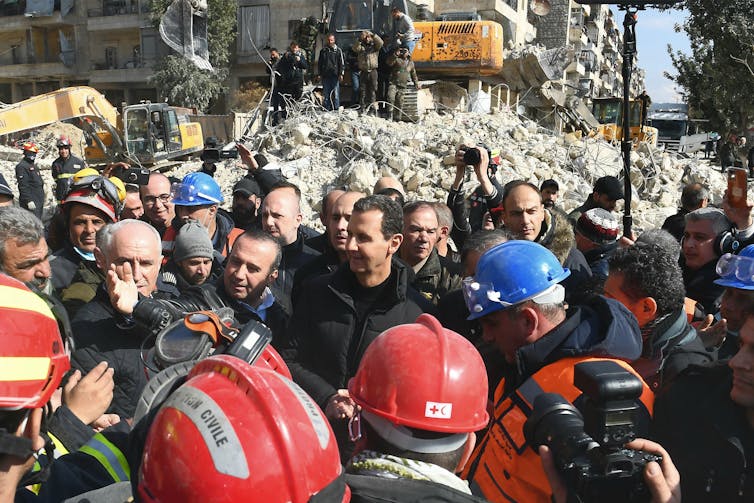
[162,172,244,260]
[50,169,125,317]
[353,30,384,114]
[386,46,419,122]
[346,314,490,501]
[459,240,652,503]
[318,33,345,111]
[51,135,85,202]
[15,141,44,219]
[0,274,70,497]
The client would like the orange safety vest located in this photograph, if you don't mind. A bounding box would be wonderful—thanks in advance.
[461,357,655,503]
[161,225,244,264]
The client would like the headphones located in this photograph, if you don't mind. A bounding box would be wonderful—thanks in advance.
[681,228,740,257]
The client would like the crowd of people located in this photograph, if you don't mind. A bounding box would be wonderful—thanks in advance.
[2,127,754,502]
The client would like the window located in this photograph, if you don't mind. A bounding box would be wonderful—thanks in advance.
[238,5,270,54]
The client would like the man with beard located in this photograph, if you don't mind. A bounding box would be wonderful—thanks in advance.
[231,177,263,230]
[0,206,52,294]
[160,221,223,293]
[540,179,559,209]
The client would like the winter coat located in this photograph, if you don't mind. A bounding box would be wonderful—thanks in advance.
[346,474,489,503]
[681,256,724,315]
[51,154,85,200]
[271,232,321,314]
[567,196,599,227]
[661,208,689,242]
[652,363,754,502]
[408,248,462,305]
[631,307,712,393]
[286,259,433,408]
[386,54,418,87]
[132,276,290,350]
[353,34,384,72]
[277,49,308,86]
[15,157,44,213]
[318,44,344,78]
[162,209,244,260]
[50,246,105,318]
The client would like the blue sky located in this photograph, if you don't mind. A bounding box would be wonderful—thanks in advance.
[624,7,691,103]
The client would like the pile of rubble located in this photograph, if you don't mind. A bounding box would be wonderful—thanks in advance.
[0,110,728,233]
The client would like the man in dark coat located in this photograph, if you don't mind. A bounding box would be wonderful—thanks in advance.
[606,241,712,393]
[662,182,709,242]
[318,33,344,110]
[15,142,44,218]
[567,175,624,226]
[286,195,432,459]
[276,41,308,119]
[51,135,85,201]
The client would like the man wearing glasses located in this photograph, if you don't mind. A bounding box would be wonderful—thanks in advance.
[140,173,174,237]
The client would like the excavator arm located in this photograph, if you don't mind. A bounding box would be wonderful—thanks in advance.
[0,86,125,161]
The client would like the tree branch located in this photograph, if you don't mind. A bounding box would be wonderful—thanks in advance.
[731,55,754,77]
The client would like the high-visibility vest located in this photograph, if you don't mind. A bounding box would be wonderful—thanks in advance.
[78,432,131,483]
[29,432,70,494]
[462,357,655,503]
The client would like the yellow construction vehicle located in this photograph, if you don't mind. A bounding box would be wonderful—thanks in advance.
[591,96,658,147]
[0,86,204,166]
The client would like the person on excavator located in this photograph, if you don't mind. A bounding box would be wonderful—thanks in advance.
[51,135,86,202]
[15,141,44,219]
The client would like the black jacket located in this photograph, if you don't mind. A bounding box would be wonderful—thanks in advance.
[682,257,724,315]
[652,363,754,502]
[407,248,462,305]
[51,154,86,200]
[286,260,433,407]
[271,233,321,314]
[277,49,308,86]
[15,157,44,215]
[50,246,105,318]
[318,44,344,78]
[661,208,689,242]
[132,276,290,351]
[346,474,489,503]
[632,307,712,393]
[160,255,224,294]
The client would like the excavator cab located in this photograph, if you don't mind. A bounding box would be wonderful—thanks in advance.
[592,97,658,147]
[329,0,408,48]
[123,104,198,164]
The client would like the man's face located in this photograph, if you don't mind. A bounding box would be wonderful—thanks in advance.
[121,192,144,220]
[720,287,754,332]
[58,146,70,160]
[223,236,278,303]
[141,176,174,229]
[232,193,260,224]
[270,50,279,60]
[68,203,108,253]
[541,188,558,208]
[176,204,215,230]
[502,186,544,241]
[729,316,754,409]
[401,207,438,266]
[479,308,531,363]
[177,257,212,286]
[346,209,401,280]
[594,193,618,212]
[0,195,13,207]
[261,189,302,246]
[603,272,654,328]
[327,35,335,46]
[328,194,360,254]
[1,237,51,290]
[98,225,161,296]
[682,219,718,270]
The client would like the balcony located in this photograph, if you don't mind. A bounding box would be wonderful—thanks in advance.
[569,26,587,45]
[0,61,74,79]
[567,60,585,76]
[0,11,71,32]
[87,0,148,30]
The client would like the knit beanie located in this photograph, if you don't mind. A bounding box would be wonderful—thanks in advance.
[576,208,620,244]
[173,221,214,262]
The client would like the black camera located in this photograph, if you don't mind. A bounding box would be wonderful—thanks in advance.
[461,144,496,168]
[201,147,239,163]
[111,165,150,185]
[523,360,659,503]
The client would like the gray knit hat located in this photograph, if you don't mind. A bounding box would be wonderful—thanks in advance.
[173,221,214,262]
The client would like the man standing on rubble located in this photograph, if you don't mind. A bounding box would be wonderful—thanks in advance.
[353,30,383,114]
[51,135,85,202]
[318,33,344,111]
[276,41,308,122]
[386,46,419,121]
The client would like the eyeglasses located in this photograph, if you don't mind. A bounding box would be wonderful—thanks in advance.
[462,276,512,315]
[716,253,754,282]
[143,193,171,206]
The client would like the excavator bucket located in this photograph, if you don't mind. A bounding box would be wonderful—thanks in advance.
[159,0,212,71]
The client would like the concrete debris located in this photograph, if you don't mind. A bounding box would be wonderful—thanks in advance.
[0,110,731,236]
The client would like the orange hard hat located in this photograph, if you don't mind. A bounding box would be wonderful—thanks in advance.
[138,355,349,503]
[0,274,70,410]
[348,313,489,434]
[21,141,39,154]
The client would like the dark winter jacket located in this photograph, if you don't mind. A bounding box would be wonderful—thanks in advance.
[132,276,290,351]
[386,53,418,87]
[15,157,44,215]
[661,208,689,242]
[353,34,384,72]
[286,260,433,408]
[271,233,321,314]
[504,295,643,394]
[407,248,462,305]
[51,154,85,200]
[277,49,308,86]
[652,363,754,502]
[291,243,341,304]
[567,196,598,227]
[446,176,504,243]
[318,44,345,78]
[682,256,724,315]
[346,474,489,503]
[50,246,105,318]
[630,307,712,393]
[160,254,224,294]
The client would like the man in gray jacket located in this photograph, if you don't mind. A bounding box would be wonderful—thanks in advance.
[353,30,383,114]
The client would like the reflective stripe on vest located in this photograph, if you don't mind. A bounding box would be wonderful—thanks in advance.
[29,432,72,494]
[462,357,655,503]
[79,433,131,483]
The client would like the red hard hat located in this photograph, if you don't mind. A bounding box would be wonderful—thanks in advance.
[348,313,489,433]
[0,274,70,410]
[21,141,39,154]
[138,355,349,503]
[257,344,292,379]
[57,136,72,148]
[62,188,118,222]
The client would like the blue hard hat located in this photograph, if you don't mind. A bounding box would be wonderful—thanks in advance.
[464,240,570,320]
[714,245,754,290]
[171,172,224,206]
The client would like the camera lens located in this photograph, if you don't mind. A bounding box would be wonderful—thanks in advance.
[463,148,481,165]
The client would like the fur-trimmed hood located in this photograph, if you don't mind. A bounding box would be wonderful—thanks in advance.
[537,207,575,265]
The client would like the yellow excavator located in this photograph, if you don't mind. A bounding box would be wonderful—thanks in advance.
[0,86,204,166]
[591,96,658,147]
